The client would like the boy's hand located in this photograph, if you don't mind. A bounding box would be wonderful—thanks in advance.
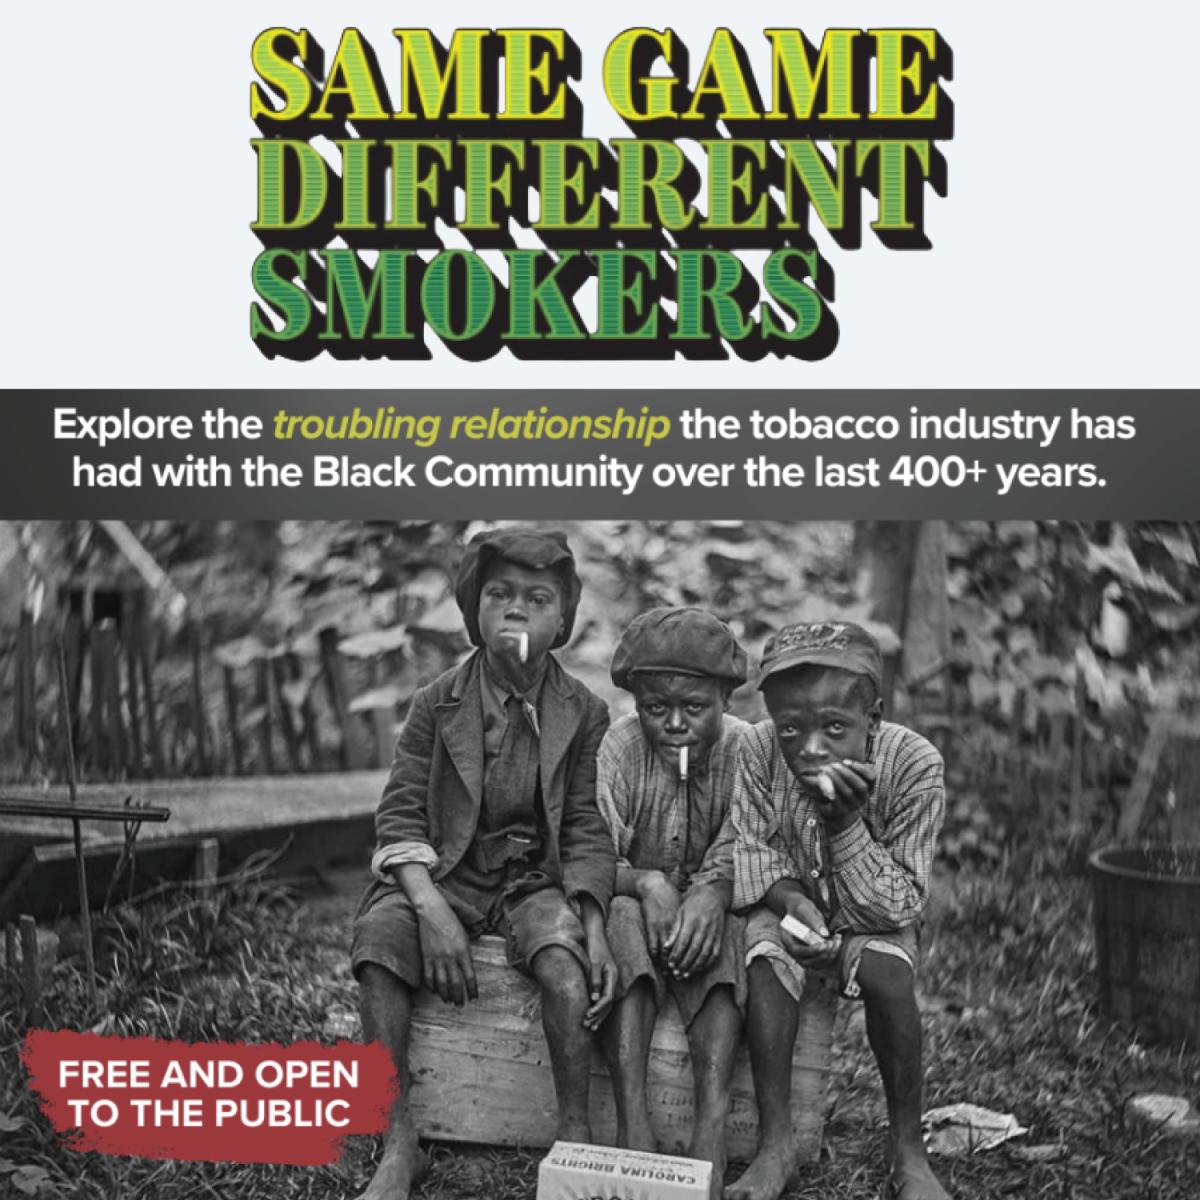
[637,872,683,962]
[583,938,617,1031]
[415,895,478,1006]
[812,759,876,833]
[578,896,617,1030]
[780,894,840,969]
[666,884,726,978]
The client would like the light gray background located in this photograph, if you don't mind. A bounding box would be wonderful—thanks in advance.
[3,2,1196,389]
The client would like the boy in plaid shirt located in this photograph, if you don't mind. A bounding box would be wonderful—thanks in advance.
[597,607,750,1199]
[729,622,950,1200]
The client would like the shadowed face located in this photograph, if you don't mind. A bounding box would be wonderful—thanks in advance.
[631,672,727,773]
[763,665,881,792]
[477,560,564,670]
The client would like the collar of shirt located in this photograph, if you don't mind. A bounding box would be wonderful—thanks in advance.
[482,658,545,739]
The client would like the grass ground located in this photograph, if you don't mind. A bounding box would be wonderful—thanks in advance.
[2,847,1198,1200]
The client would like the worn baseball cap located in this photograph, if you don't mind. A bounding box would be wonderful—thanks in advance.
[757,620,883,690]
[611,606,748,691]
[454,526,582,649]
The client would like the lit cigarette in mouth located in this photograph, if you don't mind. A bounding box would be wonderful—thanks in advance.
[816,770,835,800]
[517,631,529,663]
[679,745,689,781]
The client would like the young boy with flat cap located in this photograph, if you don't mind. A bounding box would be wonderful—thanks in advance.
[597,606,750,1198]
[351,526,617,1200]
[728,621,951,1200]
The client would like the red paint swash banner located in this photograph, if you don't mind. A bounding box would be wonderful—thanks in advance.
[21,1030,396,1165]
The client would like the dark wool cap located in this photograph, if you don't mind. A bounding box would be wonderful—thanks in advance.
[757,620,883,690]
[454,526,582,649]
[611,607,748,691]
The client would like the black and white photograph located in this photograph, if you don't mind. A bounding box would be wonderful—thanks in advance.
[2,520,1198,1200]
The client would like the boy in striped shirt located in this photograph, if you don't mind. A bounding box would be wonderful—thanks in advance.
[729,621,951,1200]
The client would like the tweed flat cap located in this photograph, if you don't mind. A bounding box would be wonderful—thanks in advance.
[611,606,748,690]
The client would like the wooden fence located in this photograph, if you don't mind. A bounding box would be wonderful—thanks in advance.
[6,582,463,784]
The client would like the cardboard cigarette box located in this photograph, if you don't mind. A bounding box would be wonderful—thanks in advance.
[537,1141,711,1200]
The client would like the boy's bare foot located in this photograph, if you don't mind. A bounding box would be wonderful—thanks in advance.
[699,1142,727,1200]
[625,1116,658,1153]
[689,1120,727,1200]
[723,1141,796,1200]
[357,1123,421,1200]
[888,1162,952,1200]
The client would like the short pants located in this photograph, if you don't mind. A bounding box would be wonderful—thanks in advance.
[606,895,746,1028]
[351,856,590,988]
[743,905,919,1002]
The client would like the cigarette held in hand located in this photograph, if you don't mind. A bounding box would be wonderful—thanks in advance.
[781,914,827,947]
[679,745,689,781]
[816,770,836,800]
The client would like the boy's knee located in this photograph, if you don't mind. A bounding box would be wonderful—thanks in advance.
[532,945,588,999]
[855,948,916,1007]
[357,961,411,1000]
[747,955,790,998]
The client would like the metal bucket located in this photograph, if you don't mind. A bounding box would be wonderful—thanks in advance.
[1089,845,1200,1046]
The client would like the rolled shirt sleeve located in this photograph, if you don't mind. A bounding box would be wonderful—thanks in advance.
[370,841,439,882]
[731,725,799,911]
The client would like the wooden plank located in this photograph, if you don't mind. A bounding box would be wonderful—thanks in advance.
[0,771,385,840]
[0,811,376,924]
[1167,728,1200,844]
[370,709,395,769]
[222,665,245,776]
[408,939,835,1162]
[124,611,144,777]
[193,838,220,889]
[20,915,41,1023]
[16,609,36,764]
[288,652,322,770]
[253,657,274,777]
[62,609,85,754]
[135,601,165,776]
[190,623,210,776]
[1117,715,1191,843]
[320,629,372,770]
[193,837,220,920]
[271,655,303,772]
[254,659,275,776]
[2,838,211,923]
[0,772,383,918]
[1067,671,1087,834]
[95,622,125,778]
[90,615,106,774]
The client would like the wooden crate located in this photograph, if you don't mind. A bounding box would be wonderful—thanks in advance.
[408,937,837,1163]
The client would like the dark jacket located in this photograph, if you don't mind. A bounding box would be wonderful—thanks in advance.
[368,650,615,912]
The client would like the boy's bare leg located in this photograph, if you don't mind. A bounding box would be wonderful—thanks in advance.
[357,964,420,1200]
[600,977,658,1150]
[685,985,741,1200]
[856,951,951,1200]
[725,960,799,1200]
[531,945,595,1142]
